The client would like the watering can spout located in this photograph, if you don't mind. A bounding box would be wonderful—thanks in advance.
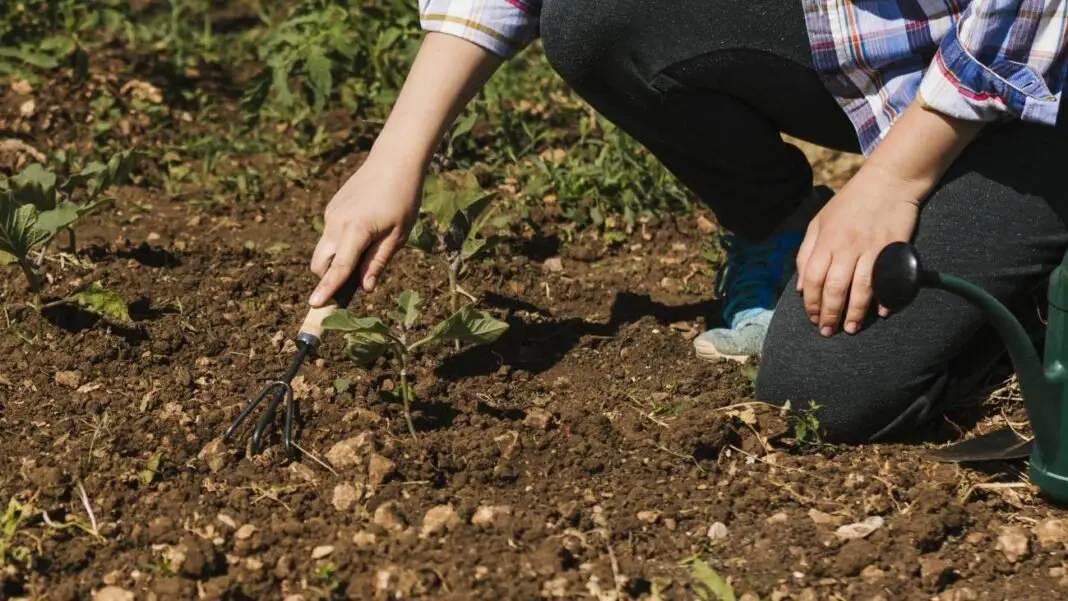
[873,242,1068,503]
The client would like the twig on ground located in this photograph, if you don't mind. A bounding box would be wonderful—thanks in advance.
[75,479,99,535]
[291,443,339,477]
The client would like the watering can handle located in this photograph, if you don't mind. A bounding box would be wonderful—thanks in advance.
[298,271,363,340]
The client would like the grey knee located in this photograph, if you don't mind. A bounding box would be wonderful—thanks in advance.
[540,1,641,99]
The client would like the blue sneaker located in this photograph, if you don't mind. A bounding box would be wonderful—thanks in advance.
[694,229,805,362]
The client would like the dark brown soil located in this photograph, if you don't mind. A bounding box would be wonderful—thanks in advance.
[1,39,1065,601]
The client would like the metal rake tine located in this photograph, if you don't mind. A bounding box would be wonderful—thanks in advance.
[251,381,291,455]
[283,386,300,461]
[224,379,281,443]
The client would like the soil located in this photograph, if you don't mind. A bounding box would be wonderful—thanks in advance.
[2,37,1065,601]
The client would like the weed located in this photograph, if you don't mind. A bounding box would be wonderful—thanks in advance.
[312,560,342,596]
[783,400,825,449]
[0,498,31,568]
[322,289,508,436]
[679,553,736,601]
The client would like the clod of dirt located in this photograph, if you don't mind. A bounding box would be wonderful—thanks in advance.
[766,512,788,525]
[368,453,397,485]
[235,524,256,540]
[311,545,334,559]
[919,556,954,590]
[332,483,363,512]
[147,516,178,543]
[808,509,841,526]
[92,586,134,601]
[637,510,659,524]
[216,514,237,530]
[860,565,885,582]
[1036,518,1068,549]
[325,433,375,470]
[373,501,408,532]
[835,516,884,541]
[420,504,461,539]
[353,531,378,549]
[471,505,512,529]
[283,462,314,483]
[834,539,879,577]
[996,525,1031,563]
[55,370,83,389]
[197,438,228,473]
[28,465,69,498]
[179,535,221,578]
[543,257,564,272]
[523,408,553,430]
[707,522,729,540]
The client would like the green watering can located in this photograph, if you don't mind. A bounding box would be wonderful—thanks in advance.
[872,242,1068,503]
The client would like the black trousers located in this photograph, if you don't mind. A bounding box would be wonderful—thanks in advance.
[539,0,1068,442]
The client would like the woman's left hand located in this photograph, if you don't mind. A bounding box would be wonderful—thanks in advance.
[794,165,922,336]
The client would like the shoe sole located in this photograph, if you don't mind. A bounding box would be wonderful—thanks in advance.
[693,339,752,363]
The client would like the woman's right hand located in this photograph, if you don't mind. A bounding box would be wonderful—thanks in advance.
[307,154,423,307]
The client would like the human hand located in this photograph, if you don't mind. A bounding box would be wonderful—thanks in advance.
[308,155,422,307]
[794,165,922,336]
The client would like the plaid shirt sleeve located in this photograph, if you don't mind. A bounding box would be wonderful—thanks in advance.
[419,0,542,59]
[918,0,1068,125]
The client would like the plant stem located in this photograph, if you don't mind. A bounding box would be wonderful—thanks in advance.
[447,255,461,351]
[399,358,416,438]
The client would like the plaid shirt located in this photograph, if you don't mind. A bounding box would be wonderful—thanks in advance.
[420,0,1068,155]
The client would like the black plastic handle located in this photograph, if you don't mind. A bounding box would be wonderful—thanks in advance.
[332,271,363,309]
[872,241,928,312]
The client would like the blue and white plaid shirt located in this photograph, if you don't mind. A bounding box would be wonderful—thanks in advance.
[420,0,1068,155]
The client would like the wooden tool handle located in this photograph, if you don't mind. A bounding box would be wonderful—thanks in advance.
[298,272,362,340]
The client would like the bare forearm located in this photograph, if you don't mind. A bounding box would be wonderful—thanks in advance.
[371,32,504,170]
[857,100,985,204]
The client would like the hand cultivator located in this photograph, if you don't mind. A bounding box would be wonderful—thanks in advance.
[873,242,1068,503]
[223,276,361,461]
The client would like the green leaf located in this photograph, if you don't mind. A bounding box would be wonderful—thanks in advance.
[35,201,80,236]
[0,195,50,262]
[460,237,487,261]
[304,46,333,113]
[0,250,15,265]
[332,378,351,394]
[429,306,509,346]
[681,556,735,601]
[11,164,58,210]
[451,109,478,140]
[137,452,162,485]
[390,290,421,327]
[321,310,395,369]
[405,219,437,254]
[240,67,274,129]
[421,171,487,231]
[66,283,132,324]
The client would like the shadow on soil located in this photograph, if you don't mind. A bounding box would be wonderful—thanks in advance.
[435,290,719,379]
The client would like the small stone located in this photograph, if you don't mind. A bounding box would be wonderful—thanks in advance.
[471,505,512,528]
[996,525,1030,563]
[808,509,840,526]
[373,501,407,532]
[235,524,256,540]
[288,462,318,483]
[835,516,884,541]
[860,565,885,582]
[941,587,978,601]
[92,586,134,601]
[325,433,374,470]
[311,545,334,559]
[275,555,295,579]
[707,522,729,539]
[197,438,228,473]
[332,483,362,512]
[659,277,682,293]
[765,512,789,525]
[420,504,461,539]
[637,510,660,524]
[494,431,520,460]
[216,514,237,529]
[244,557,264,571]
[696,214,717,234]
[146,232,161,244]
[664,518,677,531]
[368,453,397,485]
[11,78,32,95]
[19,99,36,118]
[524,408,552,430]
[543,257,564,272]
[1036,519,1068,549]
[353,531,378,549]
[55,370,83,389]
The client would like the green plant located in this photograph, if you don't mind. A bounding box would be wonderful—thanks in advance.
[784,400,825,448]
[0,498,31,568]
[313,560,342,596]
[0,151,138,327]
[679,554,736,601]
[322,290,509,436]
[407,171,503,317]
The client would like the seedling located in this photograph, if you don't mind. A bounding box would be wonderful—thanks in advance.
[0,151,138,329]
[407,171,503,317]
[322,289,508,436]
